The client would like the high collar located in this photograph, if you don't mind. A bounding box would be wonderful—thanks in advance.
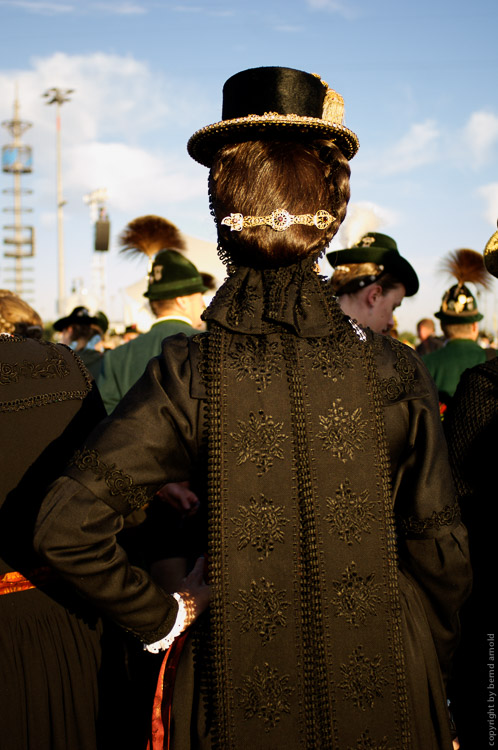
[152,315,194,328]
[203,258,341,337]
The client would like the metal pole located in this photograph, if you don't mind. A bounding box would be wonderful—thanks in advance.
[56,102,64,315]
[43,88,73,316]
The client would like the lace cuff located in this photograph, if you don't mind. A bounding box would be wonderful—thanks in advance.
[143,592,187,653]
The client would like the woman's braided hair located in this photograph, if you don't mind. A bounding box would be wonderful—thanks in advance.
[209,138,350,267]
[331,264,401,297]
[0,289,43,338]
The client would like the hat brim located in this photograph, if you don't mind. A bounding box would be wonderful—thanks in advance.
[144,280,209,300]
[326,247,419,297]
[435,311,483,324]
[53,314,100,331]
[187,114,359,167]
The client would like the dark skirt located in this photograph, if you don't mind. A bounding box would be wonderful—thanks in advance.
[0,583,103,750]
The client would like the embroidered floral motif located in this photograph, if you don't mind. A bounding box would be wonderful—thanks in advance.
[231,494,288,560]
[338,646,389,710]
[347,729,393,750]
[232,578,290,644]
[69,448,151,509]
[316,399,368,462]
[238,663,294,730]
[0,347,70,385]
[0,362,18,384]
[330,562,381,627]
[304,332,356,380]
[325,479,376,545]
[398,503,460,536]
[379,338,417,401]
[230,410,288,475]
[228,338,283,391]
[212,276,259,327]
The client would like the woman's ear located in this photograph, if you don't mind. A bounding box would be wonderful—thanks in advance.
[365,284,382,308]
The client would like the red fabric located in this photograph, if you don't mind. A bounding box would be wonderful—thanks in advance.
[147,630,189,750]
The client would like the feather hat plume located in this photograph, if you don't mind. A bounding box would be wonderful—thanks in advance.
[337,204,382,249]
[119,215,186,258]
[439,248,492,291]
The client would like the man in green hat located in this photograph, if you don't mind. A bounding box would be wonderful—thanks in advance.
[98,249,208,413]
[423,248,495,406]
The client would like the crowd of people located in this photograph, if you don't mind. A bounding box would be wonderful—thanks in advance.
[0,65,495,750]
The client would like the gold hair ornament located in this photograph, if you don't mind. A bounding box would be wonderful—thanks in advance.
[221,209,334,233]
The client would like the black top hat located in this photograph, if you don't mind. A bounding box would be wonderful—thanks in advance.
[327,232,419,297]
[53,306,101,331]
[188,66,359,167]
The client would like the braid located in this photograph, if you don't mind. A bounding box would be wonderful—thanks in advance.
[210,138,351,267]
[0,311,15,335]
[322,142,350,238]
[0,289,42,336]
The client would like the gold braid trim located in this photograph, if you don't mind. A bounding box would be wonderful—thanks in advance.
[221,209,334,233]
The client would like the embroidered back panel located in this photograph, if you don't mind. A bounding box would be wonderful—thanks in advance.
[0,336,92,413]
[200,272,413,750]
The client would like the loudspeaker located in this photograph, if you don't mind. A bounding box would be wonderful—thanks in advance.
[94,220,110,252]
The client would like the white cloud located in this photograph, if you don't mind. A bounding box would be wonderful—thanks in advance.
[64,141,205,212]
[478,183,498,226]
[0,0,148,12]
[463,111,498,166]
[0,0,74,12]
[90,2,147,13]
[306,0,358,19]
[382,120,440,175]
[171,4,202,11]
[171,3,234,16]
[0,51,212,223]
[0,51,197,150]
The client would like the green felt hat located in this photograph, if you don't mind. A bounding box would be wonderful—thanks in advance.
[326,232,419,296]
[144,249,208,301]
[435,284,483,325]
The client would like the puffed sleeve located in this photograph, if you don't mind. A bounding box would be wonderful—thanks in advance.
[34,333,205,643]
[444,362,497,610]
[388,359,472,682]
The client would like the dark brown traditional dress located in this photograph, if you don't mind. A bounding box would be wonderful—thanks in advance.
[35,261,471,750]
[0,335,106,750]
[444,360,498,749]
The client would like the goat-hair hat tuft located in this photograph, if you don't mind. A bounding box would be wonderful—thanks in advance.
[435,248,492,325]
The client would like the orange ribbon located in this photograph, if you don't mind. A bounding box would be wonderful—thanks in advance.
[0,567,53,595]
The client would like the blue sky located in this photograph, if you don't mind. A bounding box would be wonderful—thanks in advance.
[1,0,498,334]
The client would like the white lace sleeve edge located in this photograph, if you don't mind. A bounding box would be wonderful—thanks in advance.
[143,592,187,653]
